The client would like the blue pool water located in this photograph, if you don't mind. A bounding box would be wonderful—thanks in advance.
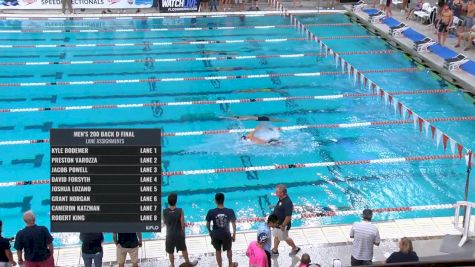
[0,13,474,247]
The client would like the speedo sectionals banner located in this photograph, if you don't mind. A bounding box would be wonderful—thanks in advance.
[0,0,152,9]
[159,0,198,12]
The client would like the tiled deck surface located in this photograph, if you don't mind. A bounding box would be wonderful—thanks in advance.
[22,216,474,266]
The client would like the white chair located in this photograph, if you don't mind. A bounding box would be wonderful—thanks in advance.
[389,23,409,37]
[414,2,431,23]
[413,37,436,52]
[369,10,386,23]
[444,54,469,71]
[352,2,367,12]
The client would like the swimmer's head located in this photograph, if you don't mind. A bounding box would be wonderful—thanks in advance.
[241,136,247,140]
[268,139,280,145]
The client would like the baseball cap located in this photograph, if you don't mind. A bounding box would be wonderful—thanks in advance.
[258,232,269,244]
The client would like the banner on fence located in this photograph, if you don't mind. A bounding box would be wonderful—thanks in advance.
[158,0,199,12]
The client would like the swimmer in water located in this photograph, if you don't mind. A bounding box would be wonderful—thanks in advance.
[223,115,287,122]
[241,122,281,145]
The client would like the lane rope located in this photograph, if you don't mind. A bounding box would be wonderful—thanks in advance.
[0,36,374,49]
[3,154,463,187]
[0,23,352,34]
[0,67,419,88]
[0,49,397,66]
[0,88,449,114]
[3,116,475,146]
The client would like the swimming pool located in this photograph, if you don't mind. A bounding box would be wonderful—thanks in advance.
[0,13,474,247]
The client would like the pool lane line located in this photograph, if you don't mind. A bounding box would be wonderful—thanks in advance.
[65,32,290,42]
[68,45,389,58]
[0,155,463,187]
[69,50,243,58]
[57,84,314,101]
[55,108,336,128]
[0,23,353,34]
[183,203,455,226]
[164,154,464,176]
[0,88,450,114]
[0,36,374,49]
[0,67,419,88]
[3,116,474,146]
[0,37,305,49]
[60,80,393,101]
[0,49,397,66]
[56,62,323,78]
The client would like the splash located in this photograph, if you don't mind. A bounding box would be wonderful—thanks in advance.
[186,131,318,157]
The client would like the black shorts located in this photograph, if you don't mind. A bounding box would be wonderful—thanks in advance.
[166,235,187,254]
[211,232,232,251]
[438,22,448,33]
[257,116,270,121]
[265,250,271,267]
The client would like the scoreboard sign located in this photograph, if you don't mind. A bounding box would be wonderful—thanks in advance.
[50,129,161,233]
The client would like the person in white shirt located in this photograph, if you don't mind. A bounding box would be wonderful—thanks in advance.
[349,209,380,266]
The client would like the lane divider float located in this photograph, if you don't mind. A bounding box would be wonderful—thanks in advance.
[0,67,419,88]
[0,36,374,49]
[0,88,449,113]
[0,23,353,34]
[2,116,474,146]
[0,49,397,66]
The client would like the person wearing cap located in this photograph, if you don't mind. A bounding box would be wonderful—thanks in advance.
[0,221,16,267]
[257,214,278,267]
[349,209,380,266]
[246,233,269,267]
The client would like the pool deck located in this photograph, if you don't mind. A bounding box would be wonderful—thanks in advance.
[346,5,475,95]
[18,216,474,266]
